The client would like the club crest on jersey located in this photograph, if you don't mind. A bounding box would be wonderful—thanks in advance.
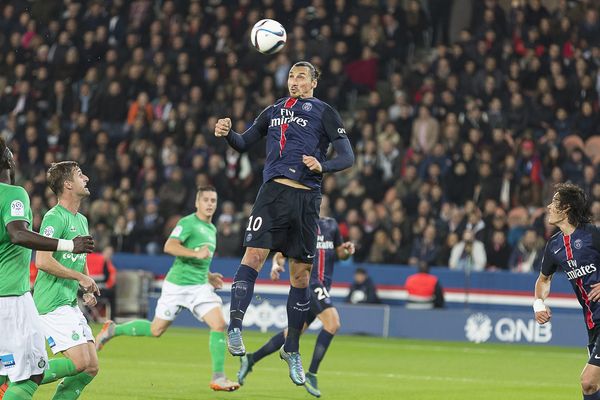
[574,239,583,249]
[270,109,307,128]
[302,102,312,111]
[43,226,55,237]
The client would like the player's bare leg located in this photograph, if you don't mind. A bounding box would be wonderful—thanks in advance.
[51,342,98,399]
[280,259,311,385]
[227,247,269,356]
[96,317,171,351]
[304,307,341,398]
[581,363,600,399]
[202,306,240,391]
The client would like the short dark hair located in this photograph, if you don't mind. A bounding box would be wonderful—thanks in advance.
[292,61,321,81]
[0,137,11,170]
[47,161,79,195]
[196,185,217,196]
[355,267,367,275]
[554,182,591,226]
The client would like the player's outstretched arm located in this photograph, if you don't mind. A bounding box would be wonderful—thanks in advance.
[6,221,94,253]
[271,252,286,281]
[164,238,211,260]
[215,107,270,152]
[533,272,553,324]
[36,251,100,295]
[336,242,355,260]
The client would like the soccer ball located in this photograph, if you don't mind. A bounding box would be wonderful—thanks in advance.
[250,19,287,54]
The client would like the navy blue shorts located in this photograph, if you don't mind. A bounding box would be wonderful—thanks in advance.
[587,325,600,366]
[243,180,321,263]
[305,281,334,327]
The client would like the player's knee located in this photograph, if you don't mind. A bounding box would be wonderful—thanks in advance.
[84,363,99,377]
[72,357,90,373]
[242,250,266,269]
[324,319,341,334]
[580,374,600,394]
[151,325,166,337]
[290,272,310,288]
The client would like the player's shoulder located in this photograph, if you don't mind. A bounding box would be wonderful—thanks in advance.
[581,223,600,234]
[273,97,289,107]
[547,230,562,245]
[1,183,27,197]
[178,213,196,224]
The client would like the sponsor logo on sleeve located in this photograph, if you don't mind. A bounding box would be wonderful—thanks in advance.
[43,226,55,237]
[171,225,183,238]
[10,200,25,217]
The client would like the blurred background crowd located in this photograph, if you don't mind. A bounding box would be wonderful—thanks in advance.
[1,0,600,272]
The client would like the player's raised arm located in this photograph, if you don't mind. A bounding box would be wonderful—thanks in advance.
[313,106,354,173]
[215,106,271,152]
[6,219,94,253]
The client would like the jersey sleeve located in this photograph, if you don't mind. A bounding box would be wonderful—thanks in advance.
[225,106,270,152]
[540,242,558,276]
[2,187,31,226]
[321,105,347,142]
[333,222,343,248]
[169,218,190,243]
[40,210,66,239]
[590,225,600,251]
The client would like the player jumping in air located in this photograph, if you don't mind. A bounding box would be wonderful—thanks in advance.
[214,61,354,385]
[238,203,354,398]
[33,161,102,399]
[95,186,240,392]
[0,140,94,400]
[534,183,600,400]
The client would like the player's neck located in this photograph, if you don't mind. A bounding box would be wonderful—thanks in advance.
[557,220,577,236]
[58,195,81,215]
[195,211,211,223]
[0,169,11,184]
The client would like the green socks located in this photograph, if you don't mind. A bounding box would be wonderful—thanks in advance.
[52,372,94,400]
[41,358,78,384]
[209,330,226,376]
[115,320,153,337]
[3,379,37,400]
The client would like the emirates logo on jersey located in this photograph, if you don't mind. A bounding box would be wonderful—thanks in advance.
[316,235,334,249]
[565,259,597,280]
[270,109,307,128]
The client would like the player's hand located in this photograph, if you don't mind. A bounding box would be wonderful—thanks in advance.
[589,283,600,302]
[342,241,355,256]
[208,272,224,289]
[195,245,212,260]
[214,118,232,137]
[72,235,94,254]
[303,155,322,173]
[79,275,100,296]
[535,305,552,324]
[82,293,97,307]
[271,264,285,281]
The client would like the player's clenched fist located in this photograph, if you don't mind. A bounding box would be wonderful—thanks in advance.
[214,118,232,137]
[303,155,322,173]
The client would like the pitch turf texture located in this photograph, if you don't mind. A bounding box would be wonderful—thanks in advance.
[37,326,583,399]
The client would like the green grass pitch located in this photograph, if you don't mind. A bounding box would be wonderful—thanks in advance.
[35,326,584,399]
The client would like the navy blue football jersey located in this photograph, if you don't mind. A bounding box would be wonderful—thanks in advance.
[231,97,348,190]
[311,217,343,290]
[541,224,600,329]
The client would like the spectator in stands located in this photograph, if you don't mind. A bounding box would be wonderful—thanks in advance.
[405,261,445,309]
[346,268,380,305]
[485,230,511,271]
[508,227,544,273]
[449,229,487,271]
[408,224,440,267]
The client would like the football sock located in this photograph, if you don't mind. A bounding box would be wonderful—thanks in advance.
[0,375,6,386]
[309,330,334,374]
[229,265,258,331]
[252,331,286,363]
[283,286,310,353]
[3,380,37,400]
[52,372,94,400]
[114,320,153,337]
[584,392,600,400]
[209,331,226,377]
[41,358,78,384]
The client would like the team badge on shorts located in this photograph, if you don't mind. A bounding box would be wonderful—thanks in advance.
[246,233,252,242]
[38,358,46,368]
[72,331,80,341]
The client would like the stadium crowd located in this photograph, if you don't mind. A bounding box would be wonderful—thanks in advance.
[1,0,600,272]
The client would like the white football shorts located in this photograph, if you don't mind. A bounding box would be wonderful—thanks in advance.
[155,281,222,322]
[38,305,94,354]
